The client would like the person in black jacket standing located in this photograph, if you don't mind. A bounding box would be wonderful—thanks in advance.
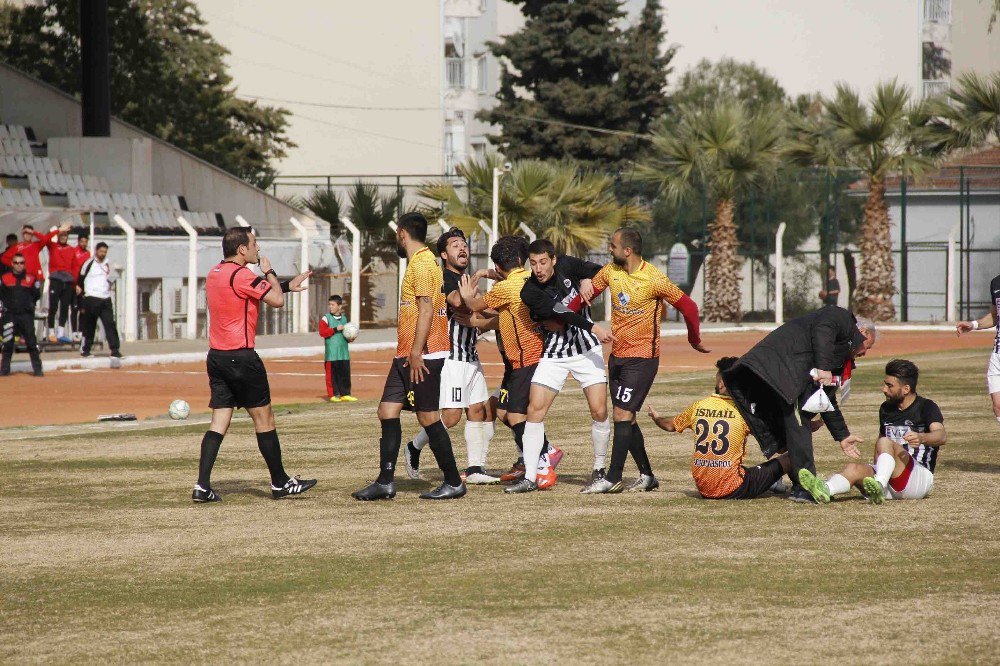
[721,307,877,502]
[0,253,43,377]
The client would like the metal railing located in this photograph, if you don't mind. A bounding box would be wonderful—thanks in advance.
[923,0,951,23]
[446,57,466,89]
[923,80,950,98]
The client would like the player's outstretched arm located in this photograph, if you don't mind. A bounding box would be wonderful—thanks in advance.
[647,405,677,432]
[956,312,996,335]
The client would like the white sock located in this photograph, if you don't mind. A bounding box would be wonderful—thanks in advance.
[57,326,65,338]
[464,421,485,469]
[874,453,895,487]
[482,421,495,466]
[591,419,611,469]
[523,421,545,483]
[826,473,851,496]
[412,428,430,451]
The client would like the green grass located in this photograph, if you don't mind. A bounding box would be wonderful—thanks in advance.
[1,349,998,664]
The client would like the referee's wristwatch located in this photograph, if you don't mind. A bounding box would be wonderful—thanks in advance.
[264,269,277,280]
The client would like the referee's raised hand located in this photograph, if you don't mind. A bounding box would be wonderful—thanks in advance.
[288,271,312,291]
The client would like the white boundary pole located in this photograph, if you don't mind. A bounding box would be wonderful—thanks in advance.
[112,213,138,342]
[478,219,495,289]
[947,223,959,322]
[518,222,536,242]
[340,217,361,325]
[289,217,310,334]
[176,216,199,339]
[438,219,450,233]
[234,214,251,229]
[774,222,787,325]
[388,221,405,295]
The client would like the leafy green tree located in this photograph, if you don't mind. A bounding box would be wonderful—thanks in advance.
[789,81,936,321]
[670,58,788,116]
[480,0,673,169]
[639,100,784,322]
[419,155,648,256]
[0,0,293,186]
[925,71,1000,151]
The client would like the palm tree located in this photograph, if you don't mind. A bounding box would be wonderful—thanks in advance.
[639,100,784,322]
[789,81,935,321]
[418,156,647,255]
[924,71,1000,151]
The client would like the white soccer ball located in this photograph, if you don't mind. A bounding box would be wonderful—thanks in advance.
[168,399,191,420]
[342,322,360,342]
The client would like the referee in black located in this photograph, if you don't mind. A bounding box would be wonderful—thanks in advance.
[192,227,316,503]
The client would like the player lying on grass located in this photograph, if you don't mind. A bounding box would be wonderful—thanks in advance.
[647,357,791,500]
[798,359,947,504]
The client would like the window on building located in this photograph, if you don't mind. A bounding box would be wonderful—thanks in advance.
[923,0,951,23]
[477,56,488,93]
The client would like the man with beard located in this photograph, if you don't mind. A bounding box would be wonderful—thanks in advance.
[721,308,876,503]
[352,212,466,501]
[798,359,946,503]
[404,227,499,484]
[43,227,79,343]
[579,227,707,493]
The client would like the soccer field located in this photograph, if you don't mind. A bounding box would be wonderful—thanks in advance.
[3,348,999,664]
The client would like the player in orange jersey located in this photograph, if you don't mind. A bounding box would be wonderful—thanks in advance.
[580,227,707,494]
[648,357,791,499]
[352,212,465,501]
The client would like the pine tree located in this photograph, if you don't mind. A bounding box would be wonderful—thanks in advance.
[480,0,672,170]
[616,0,675,154]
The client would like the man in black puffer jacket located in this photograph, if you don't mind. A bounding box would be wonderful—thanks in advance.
[722,306,877,503]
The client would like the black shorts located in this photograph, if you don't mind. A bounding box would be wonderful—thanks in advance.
[608,356,659,412]
[723,459,785,499]
[380,357,445,412]
[498,363,536,415]
[207,349,271,409]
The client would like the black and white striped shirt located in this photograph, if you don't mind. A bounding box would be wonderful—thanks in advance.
[443,268,479,362]
[879,395,944,473]
[521,254,602,359]
[991,274,1000,353]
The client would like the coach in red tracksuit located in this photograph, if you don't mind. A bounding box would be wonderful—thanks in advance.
[0,222,69,282]
[0,253,43,376]
[44,228,79,343]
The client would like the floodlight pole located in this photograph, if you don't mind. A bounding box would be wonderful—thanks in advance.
[112,213,137,342]
[340,217,361,325]
[176,215,199,339]
[774,222,787,325]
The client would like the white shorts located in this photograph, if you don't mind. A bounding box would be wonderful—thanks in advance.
[531,346,607,393]
[439,358,488,409]
[987,352,1000,395]
[885,459,934,500]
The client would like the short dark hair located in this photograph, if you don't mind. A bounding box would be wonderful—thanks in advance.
[22,224,33,231]
[95,242,108,251]
[885,359,918,392]
[716,356,738,373]
[5,233,16,243]
[222,227,252,258]
[615,227,643,255]
[77,233,89,241]
[512,235,529,263]
[436,226,467,255]
[491,237,524,271]
[11,252,25,261]
[397,212,428,242]
[329,294,343,304]
[527,238,555,258]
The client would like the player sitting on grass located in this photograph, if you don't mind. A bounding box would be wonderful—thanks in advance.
[799,359,947,504]
[647,357,791,500]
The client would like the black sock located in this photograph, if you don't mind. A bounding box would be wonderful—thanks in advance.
[630,423,653,476]
[256,429,290,487]
[377,418,402,484]
[425,420,462,486]
[197,430,224,488]
[606,421,634,484]
[512,421,526,456]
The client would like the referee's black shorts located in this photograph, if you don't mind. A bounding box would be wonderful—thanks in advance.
[608,355,659,412]
[498,363,536,415]
[381,356,445,412]
[207,348,271,409]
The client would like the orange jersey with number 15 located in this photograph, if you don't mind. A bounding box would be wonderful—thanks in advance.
[672,394,751,498]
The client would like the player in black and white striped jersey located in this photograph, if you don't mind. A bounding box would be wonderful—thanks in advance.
[404,227,500,484]
[503,238,615,493]
[955,273,1000,429]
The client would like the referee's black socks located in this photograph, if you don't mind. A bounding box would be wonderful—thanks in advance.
[197,430,224,488]
[606,420,634,484]
[256,429,290,487]
[377,418,402,484]
[424,420,462,487]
